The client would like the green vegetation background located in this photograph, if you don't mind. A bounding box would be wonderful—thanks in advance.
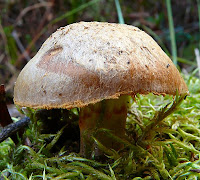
[0,0,200,179]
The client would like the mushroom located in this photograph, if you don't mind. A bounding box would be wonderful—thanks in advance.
[14,22,188,158]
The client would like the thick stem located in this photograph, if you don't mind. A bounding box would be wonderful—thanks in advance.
[79,95,129,158]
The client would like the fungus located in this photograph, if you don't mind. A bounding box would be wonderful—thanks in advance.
[14,22,188,158]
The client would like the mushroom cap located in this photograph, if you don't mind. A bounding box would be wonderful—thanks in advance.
[14,22,188,109]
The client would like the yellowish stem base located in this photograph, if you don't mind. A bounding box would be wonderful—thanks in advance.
[79,95,130,158]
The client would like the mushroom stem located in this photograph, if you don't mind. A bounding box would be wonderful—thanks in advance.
[79,95,130,158]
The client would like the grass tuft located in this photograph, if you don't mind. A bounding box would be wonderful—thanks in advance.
[114,0,124,24]
[166,0,178,66]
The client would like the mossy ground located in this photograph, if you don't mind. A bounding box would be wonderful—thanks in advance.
[0,74,200,179]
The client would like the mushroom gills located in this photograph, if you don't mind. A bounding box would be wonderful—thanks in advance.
[79,95,130,158]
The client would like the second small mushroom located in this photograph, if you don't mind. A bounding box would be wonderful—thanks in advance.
[14,22,188,158]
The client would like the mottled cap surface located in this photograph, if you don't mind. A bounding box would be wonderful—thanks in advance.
[14,22,188,109]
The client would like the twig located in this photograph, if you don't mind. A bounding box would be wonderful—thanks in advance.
[12,30,31,61]
[0,21,9,60]
[0,117,30,143]
[0,22,7,50]
[14,2,53,26]
[36,5,53,35]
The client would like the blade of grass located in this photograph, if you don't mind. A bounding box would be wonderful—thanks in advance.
[177,57,196,66]
[166,0,177,66]
[114,0,124,24]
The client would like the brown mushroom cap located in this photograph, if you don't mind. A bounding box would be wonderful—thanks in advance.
[14,22,188,109]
